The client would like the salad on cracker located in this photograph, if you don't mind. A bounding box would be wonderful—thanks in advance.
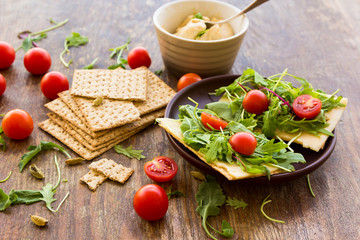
[157,68,347,180]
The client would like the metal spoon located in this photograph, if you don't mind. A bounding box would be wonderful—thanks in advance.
[204,0,269,29]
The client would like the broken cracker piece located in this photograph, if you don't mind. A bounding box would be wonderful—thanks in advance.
[89,158,133,184]
[80,170,107,191]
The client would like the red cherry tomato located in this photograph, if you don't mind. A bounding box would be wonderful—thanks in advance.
[229,132,257,156]
[0,73,6,96]
[0,41,16,69]
[177,73,202,91]
[40,71,69,100]
[293,94,322,119]
[133,184,169,221]
[1,109,34,140]
[23,47,51,75]
[127,47,151,69]
[242,90,269,115]
[144,156,178,182]
[201,112,228,130]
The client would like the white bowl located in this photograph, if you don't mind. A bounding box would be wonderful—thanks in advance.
[153,0,249,77]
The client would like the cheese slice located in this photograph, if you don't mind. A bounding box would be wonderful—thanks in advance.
[157,118,283,180]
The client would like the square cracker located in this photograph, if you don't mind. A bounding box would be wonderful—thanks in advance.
[70,69,147,101]
[45,98,109,138]
[80,170,107,191]
[130,67,176,115]
[73,97,141,131]
[47,108,165,148]
[38,119,143,160]
[89,159,134,184]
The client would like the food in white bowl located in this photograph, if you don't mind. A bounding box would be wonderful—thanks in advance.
[174,13,234,40]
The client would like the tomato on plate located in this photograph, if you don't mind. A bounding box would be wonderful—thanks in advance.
[229,132,257,156]
[293,94,322,119]
[1,109,34,140]
[23,47,51,75]
[41,71,69,100]
[127,47,151,69]
[242,89,269,115]
[133,184,169,221]
[0,41,16,69]
[201,112,228,130]
[177,73,201,91]
[144,156,178,182]
[0,73,6,96]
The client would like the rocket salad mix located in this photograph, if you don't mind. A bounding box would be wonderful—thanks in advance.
[177,68,345,178]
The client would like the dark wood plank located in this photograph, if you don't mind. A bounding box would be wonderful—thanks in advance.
[1,0,359,239]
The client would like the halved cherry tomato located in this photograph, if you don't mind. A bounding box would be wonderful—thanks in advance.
[0,73,6,96]
[133,184,169,221]
[293,94,322,119]
[0,41,16,69]
[177,73,201,91]
[201,112,228,130]
[127,47,151,69]
[229,132,257,156]
[242,90,269,115]
[144,156,178,182]
[41,71,69,100]
[1,109,34,140]
[23,47,51,75]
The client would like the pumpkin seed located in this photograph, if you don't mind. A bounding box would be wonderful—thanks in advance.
[65,157,85,165]
[30,215,48,227]
[29,164,45,179]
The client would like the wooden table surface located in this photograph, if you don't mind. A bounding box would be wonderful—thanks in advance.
[1,0,359,239]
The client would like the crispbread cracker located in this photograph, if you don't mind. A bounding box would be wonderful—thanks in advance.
[80,170,107,191]
[48,109,165,147]
[70,69,147,101]
[45,98,109,138]
[38,119,143,160]
[89,158,134,184]
[74,96,141,131]
[131,67,176,115]
[47,112,136,151]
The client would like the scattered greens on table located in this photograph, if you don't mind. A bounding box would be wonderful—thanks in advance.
[1,155,69,212]
[114,144,145,160]
[108,38,131,69]
[60,32,89,68]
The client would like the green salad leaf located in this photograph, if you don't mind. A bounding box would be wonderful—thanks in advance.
[226,197,248,210]
[114,145,145,160]
[60,32,89,67]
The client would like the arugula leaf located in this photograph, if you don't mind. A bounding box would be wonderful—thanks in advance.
[114,145,145,160]
[154,69,163,76]
[226,197,248,210]
[39,183,57,212]
[18,141,71,172]
[60,32,89,67]
[0,189,12,211]
[0,127,6,151]
[21,33,48,52]
[196,175,227,240]
[9,189,43,205]
[220,220,234,238]
[167,185,185,200]
[83,58,98,69]
[108,38,130,69]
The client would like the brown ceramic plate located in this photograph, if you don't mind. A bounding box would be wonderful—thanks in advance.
[165,75,337,183]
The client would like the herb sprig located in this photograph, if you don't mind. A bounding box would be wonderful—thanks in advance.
[60,32,89,68]
[114,144,145,160]
[108,38,131,69]
[18,141,71,172]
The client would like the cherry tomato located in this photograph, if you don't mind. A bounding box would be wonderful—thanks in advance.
[229,132,257,156]
[242,90,269,115]
[177,73,202,91]
[23,47,51,75]
[0,73,6,96]
[293,94,322,119]
[1,109,34,140]
[144,156,178,182]
[0,41,16,69]
[201,112,228,130]
[133,184,169,221]
[40,71,69,100]
[127,47,151,69]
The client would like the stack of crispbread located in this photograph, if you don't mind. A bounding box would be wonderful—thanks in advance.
[39,67,176,160]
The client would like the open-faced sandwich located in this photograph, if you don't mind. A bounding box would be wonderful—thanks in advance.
[157,68,347,180]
